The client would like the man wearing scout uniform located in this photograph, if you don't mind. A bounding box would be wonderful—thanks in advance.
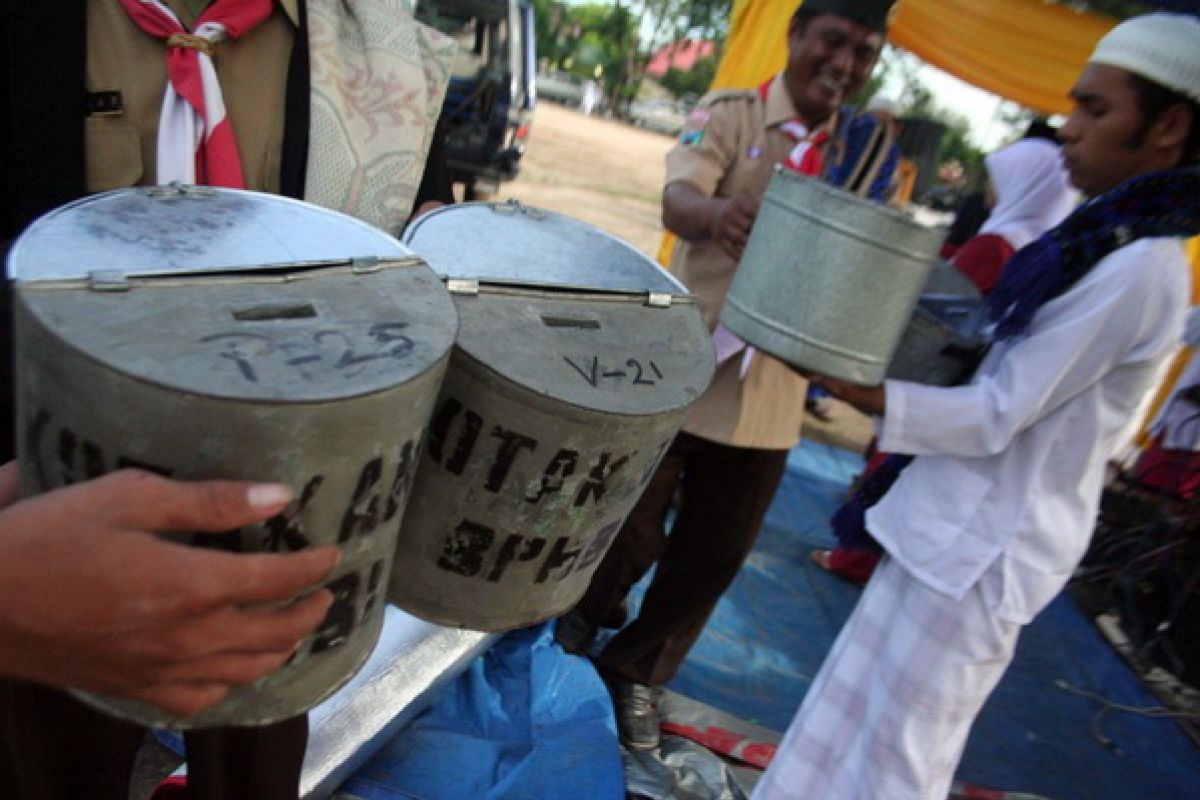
[558,0,901,750]
[0,2,455,798]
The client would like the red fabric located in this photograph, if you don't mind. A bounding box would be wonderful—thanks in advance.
[949,233,1015,295]
[149,775,188,800]
[826,546,881,585]
[116,0,272,187]
[1132,434,1200,500]
[781,129,829,175]
[658,721,778,769]
[759,78,829,177]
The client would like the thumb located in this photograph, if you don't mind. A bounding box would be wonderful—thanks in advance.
[0,462,17,510]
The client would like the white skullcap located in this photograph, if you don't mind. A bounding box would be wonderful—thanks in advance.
[1089,13,1200,103]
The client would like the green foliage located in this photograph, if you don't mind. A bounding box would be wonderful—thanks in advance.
[935,114,985,182]
[533,0,732,110]
[659,56,718,99]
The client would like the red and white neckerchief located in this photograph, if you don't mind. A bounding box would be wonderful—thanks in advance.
[778,120,830,175]
[117,0,273,187]
[758,77,831,176]
[713,78,831,380]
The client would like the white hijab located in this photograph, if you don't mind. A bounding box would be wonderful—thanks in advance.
[979,137,1078,251]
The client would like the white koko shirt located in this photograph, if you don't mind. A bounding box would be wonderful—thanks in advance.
[868,238,1191,624]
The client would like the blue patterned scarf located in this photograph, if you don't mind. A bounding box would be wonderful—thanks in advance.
[832,166,1200,554]
[989,166,1200,339]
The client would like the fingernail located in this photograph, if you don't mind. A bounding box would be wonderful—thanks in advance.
[247,483,294,508]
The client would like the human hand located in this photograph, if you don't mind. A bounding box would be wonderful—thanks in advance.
[0,461,17,510]
[806,374,887,417]
[711,193,760,261]
[0,468,339,717]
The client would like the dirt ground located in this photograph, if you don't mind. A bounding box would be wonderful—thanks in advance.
[495,102,674,259]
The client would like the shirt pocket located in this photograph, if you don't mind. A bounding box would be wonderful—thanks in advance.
[85,116,143,192]
[889,455,994,571]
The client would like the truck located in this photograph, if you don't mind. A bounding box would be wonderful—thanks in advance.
[415,0,537,200]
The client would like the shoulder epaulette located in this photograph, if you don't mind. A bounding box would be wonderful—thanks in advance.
[698,88,757,108]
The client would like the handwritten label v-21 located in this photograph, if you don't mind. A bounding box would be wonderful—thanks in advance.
[564,355,663,388]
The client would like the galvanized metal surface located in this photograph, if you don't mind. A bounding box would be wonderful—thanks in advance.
[396,205,714,630]
[388,344,700,630]
[403,199,688,297]
[7,185,409,282]
[11,188,459,727]
[301,606,495,799]
[18,261,452,402]
[886,296,990,386]
[720,169,945,385]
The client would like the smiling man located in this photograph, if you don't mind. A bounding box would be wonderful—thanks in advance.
[758,12,1200,799]
[555,0,900,752]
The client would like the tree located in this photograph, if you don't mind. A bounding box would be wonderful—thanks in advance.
[659,55,718,99]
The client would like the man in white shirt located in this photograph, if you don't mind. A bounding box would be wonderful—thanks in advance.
[753,12,1200,799]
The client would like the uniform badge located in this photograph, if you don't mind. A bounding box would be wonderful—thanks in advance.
[680,130,705,146]
[747,145,763,159]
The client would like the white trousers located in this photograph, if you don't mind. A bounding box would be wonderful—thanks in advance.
[752,556,1020,800]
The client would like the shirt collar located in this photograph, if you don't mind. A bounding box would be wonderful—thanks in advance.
[764,72,839,138]
[279,0,300,26]
[165,0,299,26]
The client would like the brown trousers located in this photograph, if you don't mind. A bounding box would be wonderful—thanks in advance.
[577,432,789,686]
[0,680,308,800]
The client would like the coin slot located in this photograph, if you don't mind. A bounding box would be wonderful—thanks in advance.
[232,303,318,321]
[541,315,601,330]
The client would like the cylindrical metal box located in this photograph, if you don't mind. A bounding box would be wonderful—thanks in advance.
[396,201,714,631]
[8,186,458,727]
[720,168,946,385]
[886,260,989,386]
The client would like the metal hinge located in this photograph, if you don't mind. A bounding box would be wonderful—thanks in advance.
[446,278,480,296]
[351,256,381,274]
[646,292,672,308]
[88,270,130,292]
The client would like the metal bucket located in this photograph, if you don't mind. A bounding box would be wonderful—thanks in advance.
[395,201,714,630]
[8,186,458,727]
[720,168,946,384]
[885,297,990,386]
[886,260,990,386]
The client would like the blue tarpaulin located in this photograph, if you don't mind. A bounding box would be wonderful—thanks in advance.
[662,439,1200,800]
[162,439,1200,799]
[337,624,624,800]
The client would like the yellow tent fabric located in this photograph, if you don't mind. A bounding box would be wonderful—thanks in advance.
[658,0,1114,263]
[710,0,1116,113]
[889,0,1116,115]
[662,0,1199,304]
[1136,237,1200,445]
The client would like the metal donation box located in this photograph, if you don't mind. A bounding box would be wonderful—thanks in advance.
[720,168,946,385]
[8,186,458,727]
[396,201,714,630]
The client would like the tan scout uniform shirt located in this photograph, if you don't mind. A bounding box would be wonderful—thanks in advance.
[86,0,296,195]
[84,0,455,233]
[666,74,835,451]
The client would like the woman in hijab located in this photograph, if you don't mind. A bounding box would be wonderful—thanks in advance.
[950,136,1079,292]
